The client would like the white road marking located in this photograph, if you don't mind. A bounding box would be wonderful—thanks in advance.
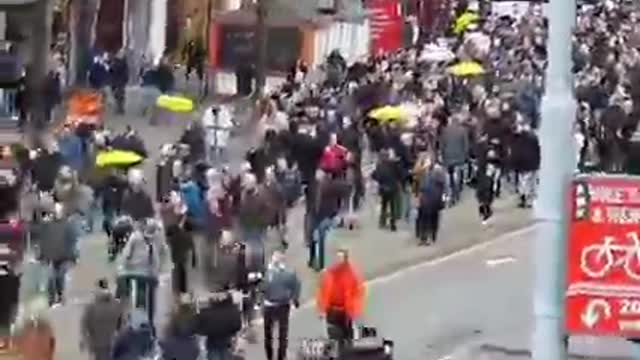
[436,355,453,360]
[284,223,539,318]
[485,256,517,267]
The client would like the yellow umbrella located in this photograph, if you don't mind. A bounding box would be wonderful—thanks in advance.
[156,95,194,113]
[453,11,480,35]
[368,105,407,124]
[448,61,485,77]
[96,150,144,168]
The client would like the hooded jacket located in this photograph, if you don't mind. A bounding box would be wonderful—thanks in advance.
[194,296,242,349]
[316,262,365,320]
[32,218,77,263]
[117,230,171,278]
[262,262,301,306]
[81,292,123,351]
[440,122,469,167]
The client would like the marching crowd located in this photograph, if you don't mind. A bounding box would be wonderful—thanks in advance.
[5,0,640,359]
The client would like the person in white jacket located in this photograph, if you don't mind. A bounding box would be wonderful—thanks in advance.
[202,105,234,163]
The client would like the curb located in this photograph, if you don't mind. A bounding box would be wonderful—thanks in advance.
[474,343,630,360]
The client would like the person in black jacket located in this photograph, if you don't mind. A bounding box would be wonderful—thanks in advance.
[100,170,128,235]
[166,217,196,295]
[308,170,351,271]
[475,139,501,225]
[194,291,242,359]
[372,149,403,231]
[161,296,200,360]
[339,120,364,210]
[510,123,541,208]
[110,50,129,114]
[121,169,154,221]
[31,148,64,191]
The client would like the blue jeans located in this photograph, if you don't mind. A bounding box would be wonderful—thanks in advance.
[116,275,158,331]
[86,195,102,232]
[47,260,69,304]
[400,189,412,221]
[68,214,85,241]
[310,217,334,270]
[207,347,231,360]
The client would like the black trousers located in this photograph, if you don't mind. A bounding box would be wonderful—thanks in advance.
[172,262,188,295]
[351,164,364,211]
[379,191,398,228]
[116,275,158,331]
[479,203,493,221]
[416,207,440,243]
[263,304,291,360]
[326,308,353,352]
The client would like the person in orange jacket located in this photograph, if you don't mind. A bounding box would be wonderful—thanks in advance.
[316,249,365,344]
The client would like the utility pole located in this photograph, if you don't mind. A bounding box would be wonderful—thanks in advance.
[202,0,213,99]
[531,0,576,359]
[27,0,50,138]
[254,0,268,99]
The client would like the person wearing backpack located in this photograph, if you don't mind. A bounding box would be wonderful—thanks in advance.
[116,219,171,331]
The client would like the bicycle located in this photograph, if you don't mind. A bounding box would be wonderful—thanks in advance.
[581,232,640,279]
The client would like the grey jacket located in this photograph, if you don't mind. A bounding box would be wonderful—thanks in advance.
[81,292,123,351]
[440,123,469,167]
[261,263,301,306]
[117,230,171,278]
[32,218,77,262]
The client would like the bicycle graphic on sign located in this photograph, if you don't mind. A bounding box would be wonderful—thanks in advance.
[581,232,640,280]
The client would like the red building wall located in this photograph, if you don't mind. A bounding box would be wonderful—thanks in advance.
[367,0,403,55]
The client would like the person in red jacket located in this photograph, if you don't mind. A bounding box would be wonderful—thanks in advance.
[316,249,365,345]
[319,133,350,177]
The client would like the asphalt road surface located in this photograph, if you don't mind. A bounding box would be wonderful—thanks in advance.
[242,225,537,360]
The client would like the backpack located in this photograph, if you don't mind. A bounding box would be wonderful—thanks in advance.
[320,146,346,173]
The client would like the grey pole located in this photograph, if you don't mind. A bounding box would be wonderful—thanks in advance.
[532,0,576,359]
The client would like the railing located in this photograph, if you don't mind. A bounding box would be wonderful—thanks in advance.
[0,89,18,121]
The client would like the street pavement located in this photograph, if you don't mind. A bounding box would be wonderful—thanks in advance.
[243,224,640,360]
[29,89,535,359]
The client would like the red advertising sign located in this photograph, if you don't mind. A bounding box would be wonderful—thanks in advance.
[567,174,640,336]
[368,0,403,55]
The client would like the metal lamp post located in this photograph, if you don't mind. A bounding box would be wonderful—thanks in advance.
[532,0,577,359]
